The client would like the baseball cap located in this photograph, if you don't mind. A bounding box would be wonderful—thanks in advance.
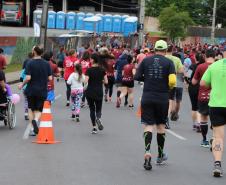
[154,40,168,50]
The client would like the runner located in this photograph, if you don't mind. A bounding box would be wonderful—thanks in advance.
[18,46,52,136]
[67,64,85,122]
[119,55,136,108]
[134,40,176,170]
[56,47,66,81]
[192,49,215,147]
[64,49,78,107]
[85,53,108,134]
[0,48,7,70]
[201,57,226,177]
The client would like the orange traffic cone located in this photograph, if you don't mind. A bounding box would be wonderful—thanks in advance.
[33,101,60,144]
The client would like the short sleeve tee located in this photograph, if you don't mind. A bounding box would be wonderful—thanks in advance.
[193,62,211,102]
[134,54,176,103]
[202,59,226,107]
[25,59,52,98]
[85,67,106,100]
[122,64,134,81]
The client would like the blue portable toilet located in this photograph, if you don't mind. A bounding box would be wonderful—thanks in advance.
[86,12,94,18]
[76,12,85,30]
[66,12,76,30]
[113,15,122,33]
[56,11,66,29]
[84,16,101,33]
[123,17,138,36]
[103,14,113,32]
[96,13,103,33]
[121,15,129,32]
[47,11,56,29]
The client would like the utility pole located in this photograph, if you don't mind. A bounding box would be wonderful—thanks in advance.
[39,0,49,51]
[101,0,104,14]
[139,0,145,48]
[211,0,217,44]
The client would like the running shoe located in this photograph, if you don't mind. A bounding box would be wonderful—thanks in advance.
[213,163,223,177]
[24,115,29,121]
[116,98,121,108]
[32,120,39,134]
[129,105,134,108]
[124,101,128,107]
[143,155,152,171]
[165,117,170,129]
[91,127,98,134]
[81,102,85,108]
[200,140,210,148]
[193,124,197,131]
[96,119,104,131]
[170,112,177,121]
[66,101,70,107]
[156,153,168,165]
[76,115,80,122]
[71,114,76,121]
[29,130,36,136]
[104,94,108,102]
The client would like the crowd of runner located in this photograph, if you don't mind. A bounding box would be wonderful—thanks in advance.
[0,40,225,177]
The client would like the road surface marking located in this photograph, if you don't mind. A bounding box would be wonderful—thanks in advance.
[55,94,62,100]
[23,124,32,140]
[166,130,187,141]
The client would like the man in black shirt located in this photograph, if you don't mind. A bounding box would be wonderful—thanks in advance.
[19,46,52,136]
[134,40,176,170]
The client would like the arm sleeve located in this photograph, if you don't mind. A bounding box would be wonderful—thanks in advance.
[134,60,144,81]
[201,68,211,85]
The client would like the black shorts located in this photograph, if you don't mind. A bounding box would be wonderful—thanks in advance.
[198,101,209,116]
[188,85,199,111]
[107,76,115,85]
[122,80,134,88]
[210,107,226,127]
[27,96,45,112]
[141,101,169,125]
[169,87,183,102]
[57,61,63,68]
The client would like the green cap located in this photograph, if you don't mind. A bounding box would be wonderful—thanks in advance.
[154,40,168,50]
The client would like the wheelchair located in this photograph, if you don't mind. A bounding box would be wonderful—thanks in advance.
[0,98,16,129]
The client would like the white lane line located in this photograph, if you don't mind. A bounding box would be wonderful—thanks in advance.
[166,130,187,141]
[55,94,62,100]
[23,124,32,140]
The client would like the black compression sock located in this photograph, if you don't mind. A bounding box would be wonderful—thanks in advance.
[200,122,208,141]
[143,132,152,154]
[157,133,166,158]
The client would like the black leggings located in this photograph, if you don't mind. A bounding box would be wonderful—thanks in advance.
[188,85,199,111]
[105,76,115,98]
[65,81,71,101]
[86,97,103,126]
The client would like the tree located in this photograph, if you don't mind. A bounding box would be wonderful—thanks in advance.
[158,4,193,42]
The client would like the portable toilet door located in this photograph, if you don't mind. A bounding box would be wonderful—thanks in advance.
[113,15,122,33]
[96,13,103,33]
[33,9,42,26]
[84,16,101,33]
[56,11,66,29]
[123,17,138,37]
[121,15,129,32]
[76,12,85,30]
[85,12,94,18]
[47,11,56,29]
[66,12,76,30]
[103,14,113,32]
[130,16,138,33]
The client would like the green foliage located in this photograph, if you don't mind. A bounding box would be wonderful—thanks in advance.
[158,4,193,41]
[10,37,38,64]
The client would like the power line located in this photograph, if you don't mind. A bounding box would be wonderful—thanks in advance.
[86,0,139,10]
[105,0,139,7]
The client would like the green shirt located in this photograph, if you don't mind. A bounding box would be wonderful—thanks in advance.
[202,59,226,107]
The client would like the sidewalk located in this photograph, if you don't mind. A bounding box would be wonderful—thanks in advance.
[5,71,20,84]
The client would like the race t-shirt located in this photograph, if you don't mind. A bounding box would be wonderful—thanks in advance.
[122,64,134,81]
[202,59,226,107]
[48,60,59,91]
[193,62,212,102]
[79,59,92,74]
[85,67,106,100]
[106,59,115,77]
[134,54,176,103]
[25,59,52,98]
[64,56,77,80]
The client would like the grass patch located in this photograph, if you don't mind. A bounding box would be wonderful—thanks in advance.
[149,31,166,37]
[5,63,22,73]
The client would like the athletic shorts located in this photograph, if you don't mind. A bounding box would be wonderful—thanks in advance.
[169,87,183,102]
[209,107,226,127]
[141,101,169,125]
[27,96,45,112]
[115,83,123,88]
[122,80,134,88]
[188,85,199,111]
[198,101,209,116]
[57,61,63,68]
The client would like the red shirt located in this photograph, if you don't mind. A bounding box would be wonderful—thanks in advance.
[79,59,92,74]
[0,54,6,70]
[193,62,212,102]
[48,60,59,91]
[64,56,77,80]
[122,64,134,81]
[112,50,122,60]
[106,59,115,77]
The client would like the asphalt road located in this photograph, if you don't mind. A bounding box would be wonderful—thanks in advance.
[0,80,225,185]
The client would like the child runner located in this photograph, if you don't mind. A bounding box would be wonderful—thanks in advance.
[67,64,85,122]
